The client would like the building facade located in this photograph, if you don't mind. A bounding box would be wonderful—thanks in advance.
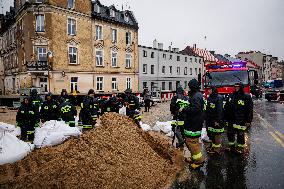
[0,0,139,95]
[139,42,204,92]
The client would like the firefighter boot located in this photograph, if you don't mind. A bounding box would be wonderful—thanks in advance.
[226,127,236,152]
[209,133,222,155]
[185,138,205,170]
[236,131,246,154]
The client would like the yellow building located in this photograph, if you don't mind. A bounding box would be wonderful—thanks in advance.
[0,0,139,95]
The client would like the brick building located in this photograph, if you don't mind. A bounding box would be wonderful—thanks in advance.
[0,0,139,95]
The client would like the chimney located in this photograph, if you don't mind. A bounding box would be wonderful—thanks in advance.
[153,39,157,49]
[169,46,172,51]
[158,43,163,50]
[193,44,197,49]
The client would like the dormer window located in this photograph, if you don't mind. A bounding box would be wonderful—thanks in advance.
[68,0,75,9]
[124,14,129,22]
[94,4,100,13]
[110,9,116,18]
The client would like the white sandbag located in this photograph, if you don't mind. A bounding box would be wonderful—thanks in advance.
[0,122,21,136]
[0,131,34,165]
[140,123,152,132]
[119,106,127,115]
[34,120,81,148]
[153,121,172,134]
[166,131,174,137]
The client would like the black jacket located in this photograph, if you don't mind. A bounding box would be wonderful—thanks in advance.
[16,103,39,127]
[103,96,120,113]
[206,93,223,123]
[80,96,97,120]
[29,95,43,111]
[170,87,189,121]
[231,91,253,125]
[40,100,59,121]
[182,90,204,131]
[124,94,140,116]
[59,101,77,122]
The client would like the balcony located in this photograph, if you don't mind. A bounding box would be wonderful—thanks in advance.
[26,61,49,72]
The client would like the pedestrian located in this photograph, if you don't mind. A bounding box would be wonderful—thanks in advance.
[79,89,97,129]
[181,79,205,169]
[123,89,141,125]
[143,88,151,112]
[226,83,253,154]
[59,97,77,127]
[16,97,39,142]
[170,86,189,148]
[205,85,224,154]
[40,92,59,123]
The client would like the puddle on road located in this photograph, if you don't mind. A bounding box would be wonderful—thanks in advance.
[269,112,284,115]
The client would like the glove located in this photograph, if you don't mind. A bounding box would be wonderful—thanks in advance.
[214,122,220,127]
[35,122,40,128]
[178,108,183,113]
[245,123,251,127]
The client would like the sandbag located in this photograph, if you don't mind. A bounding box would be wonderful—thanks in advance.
[119,106,127,115]
[34,120,82,148]
[0,131,34,165]
[0,122,21,136]
[140,123,152,132]
[152,121,172,134]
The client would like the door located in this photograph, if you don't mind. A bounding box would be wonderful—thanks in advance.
[40,77,48,93]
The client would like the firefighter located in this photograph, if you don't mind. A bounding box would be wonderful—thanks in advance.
[16,98,39,142]
[123,89,141,125]
[79,89,97,129]
[170,86,189,148]
[29,89,42,128]
[206,86,224,154]
[226,83,253,154]
[181,79,205,169]
[58,89,72,104]
[103,93,120,113]
[59,97,77,127]
[40,92,59,123]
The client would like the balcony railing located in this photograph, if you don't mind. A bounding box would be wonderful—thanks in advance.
[26,61,49,71]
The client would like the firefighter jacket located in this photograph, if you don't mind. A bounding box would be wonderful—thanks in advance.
[16,103,39,127]
[103,97,119,113]
[170,93,189,122]
[230,91,253,125]
[80,96,97,121]
[182,90,205,133]
[206,93,224,124]
[59,101,77,122]
[29,95,43,111]
[40,100,59,122]
[124,95,140,116]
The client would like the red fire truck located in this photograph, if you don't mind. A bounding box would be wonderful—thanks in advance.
[203,62,258,98]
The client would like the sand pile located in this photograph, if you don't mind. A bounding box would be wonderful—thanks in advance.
[0,113,178,189]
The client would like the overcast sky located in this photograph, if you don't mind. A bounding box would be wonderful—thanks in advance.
[3,0,284,60]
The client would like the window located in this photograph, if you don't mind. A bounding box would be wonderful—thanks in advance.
[68,0,75,9]
[176,81,180,88]
[199,59,201,63]
[112,29,117,43]
[177,56,180,61]
[94,4,100,13]
[184,67,188,75]
[36,0,44,3]
[169,66,172,74]
[163,54,166,59]
[96,50,103,66]
[37,47,47,61]
[111,51,118,67]
[151,65,154,74]
[69,47,78,64]
[190,68,193,75]
[169,55,172,60]
[143,82,147,89]
[195,68,197,75]
[143,50,147,57]
[162,82,165,90]
[110,9,116,17]
[162,66,165,74]
[125,14,129,22]
[126,32,131,45]
[143,64,147,74]
[199,68,201,74]
[151,52,154,58]
[151,82,154,90]
[112,78,117,90]
[126,53,132,68]
[96,25,102,40]
[185,57,187,62]
[71,77,78,92]
[190,58,192,62]
[169,82,172,91]
[40,77,48,93]
[177,67,180,75]
[195,58,197,63]
[68,18,76,35]
[126,77,131,89]
[184,81,188,89]
[96,77,103,91]
[36,15,44,32]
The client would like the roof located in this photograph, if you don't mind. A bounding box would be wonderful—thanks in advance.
[91,0,138,30]
[183,45,218,62]
[213,54,229,62]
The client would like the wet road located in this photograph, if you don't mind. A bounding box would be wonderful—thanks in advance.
[170,99,284,189]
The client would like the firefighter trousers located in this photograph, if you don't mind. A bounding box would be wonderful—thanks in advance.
[20,124,35,142]
[227,124,247,149]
